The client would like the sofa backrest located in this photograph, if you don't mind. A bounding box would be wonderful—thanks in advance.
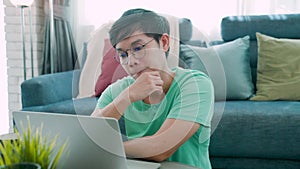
[220,13,300,87]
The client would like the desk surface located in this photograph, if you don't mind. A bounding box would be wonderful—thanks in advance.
[0,133,200,169]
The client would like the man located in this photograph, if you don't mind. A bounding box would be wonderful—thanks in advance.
[92,8,214,169]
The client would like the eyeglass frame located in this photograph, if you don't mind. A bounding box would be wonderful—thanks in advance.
[114,38,155,65]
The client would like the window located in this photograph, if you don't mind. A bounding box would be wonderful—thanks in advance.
[77,0,240,40]
[73,0,300,51]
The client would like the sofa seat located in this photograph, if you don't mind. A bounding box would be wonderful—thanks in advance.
[210,157,300,169]
[211,101,300,161]
[22,97,98,116]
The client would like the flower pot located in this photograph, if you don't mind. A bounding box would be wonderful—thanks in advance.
[0,163,41,169]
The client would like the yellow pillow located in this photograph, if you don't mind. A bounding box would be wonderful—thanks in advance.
[251,32,300,101]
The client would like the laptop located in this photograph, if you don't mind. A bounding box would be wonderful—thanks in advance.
[13,111,161,169]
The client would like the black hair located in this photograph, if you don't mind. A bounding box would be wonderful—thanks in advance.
[109,8,170,48]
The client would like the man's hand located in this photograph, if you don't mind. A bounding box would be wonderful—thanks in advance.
[129,69,164,102]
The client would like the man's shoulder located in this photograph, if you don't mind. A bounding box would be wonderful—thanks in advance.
[102,76,134,96]
[110,76,134,88]
[173,67,210,81]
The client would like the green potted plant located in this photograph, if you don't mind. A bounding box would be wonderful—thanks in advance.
[0,122,67,169]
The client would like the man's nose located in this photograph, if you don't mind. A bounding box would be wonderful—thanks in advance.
[127,52,138,66]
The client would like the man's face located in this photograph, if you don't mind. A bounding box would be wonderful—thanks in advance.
[115,32,168,79]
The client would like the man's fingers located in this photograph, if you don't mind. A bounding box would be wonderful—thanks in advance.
[155,79,164,86]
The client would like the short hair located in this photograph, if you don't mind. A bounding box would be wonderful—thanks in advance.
[109,8,170,47]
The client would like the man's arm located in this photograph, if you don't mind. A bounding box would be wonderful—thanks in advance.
[91,70,163,119]
[124,118,200,162]
[91,88,131,120]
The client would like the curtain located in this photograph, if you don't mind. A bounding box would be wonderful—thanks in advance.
[42,0,79,74]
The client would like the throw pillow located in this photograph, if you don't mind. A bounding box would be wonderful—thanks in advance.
[180,36,254,100]
[77,22,114,98]
[250,32,300,101]
[94,39,128,97]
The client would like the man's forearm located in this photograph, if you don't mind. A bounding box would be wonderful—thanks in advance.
[123,119,200,162]
[92,88,131,119]
[124,135,175,162]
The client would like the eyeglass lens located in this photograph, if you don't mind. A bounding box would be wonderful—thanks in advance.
[115,39,154,65]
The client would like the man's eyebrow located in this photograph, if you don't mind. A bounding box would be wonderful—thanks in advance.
[130,39,144,45]
[116,39,144,51]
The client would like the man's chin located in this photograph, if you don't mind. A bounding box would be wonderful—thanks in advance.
[131,69,145,79]
[132,73,139,79]
[131,68,154,79]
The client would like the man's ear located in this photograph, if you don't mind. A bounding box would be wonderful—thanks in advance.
[160,33,170,52]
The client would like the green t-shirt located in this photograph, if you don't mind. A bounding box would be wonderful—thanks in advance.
[97,67,214,169]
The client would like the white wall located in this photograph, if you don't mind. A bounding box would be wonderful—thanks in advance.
[0,0,9,135]
[3,0,44,133]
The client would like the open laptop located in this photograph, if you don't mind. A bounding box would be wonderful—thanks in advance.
[13,111,161,169]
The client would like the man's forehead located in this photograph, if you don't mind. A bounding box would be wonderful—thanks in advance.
[116,33,148,48]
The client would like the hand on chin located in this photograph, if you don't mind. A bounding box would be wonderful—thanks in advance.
[132,67,159,79]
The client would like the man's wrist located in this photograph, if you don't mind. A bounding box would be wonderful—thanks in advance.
[113,88,132,115]
[127,86,135,103]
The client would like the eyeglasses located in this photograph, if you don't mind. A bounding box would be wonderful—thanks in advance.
[114,38,155,65]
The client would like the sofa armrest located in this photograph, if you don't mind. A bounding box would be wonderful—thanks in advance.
[21,70,81,108]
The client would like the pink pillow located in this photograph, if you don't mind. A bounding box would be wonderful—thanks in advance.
[94,39,128,97]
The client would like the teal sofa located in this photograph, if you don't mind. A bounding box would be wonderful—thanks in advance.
[207,14,300,169]
[21,14,300,169]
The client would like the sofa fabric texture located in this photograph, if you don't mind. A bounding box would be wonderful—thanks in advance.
[21,14,300,169]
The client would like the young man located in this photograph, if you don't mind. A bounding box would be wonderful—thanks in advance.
[92,8,214,169]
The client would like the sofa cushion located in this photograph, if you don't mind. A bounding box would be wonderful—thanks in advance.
[180,36,254,100]
[21,70,81,108]
[179,18,193,43]
[210,157,300,169]
[221,13,300,42]
[94,39,128,97]
[210,101,300,160]
[77,22,114,98]
[22,97,98,116]
[251,32,300,101]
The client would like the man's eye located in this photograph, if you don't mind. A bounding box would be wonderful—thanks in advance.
[133,45,143,52]
[119,52,128,58]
